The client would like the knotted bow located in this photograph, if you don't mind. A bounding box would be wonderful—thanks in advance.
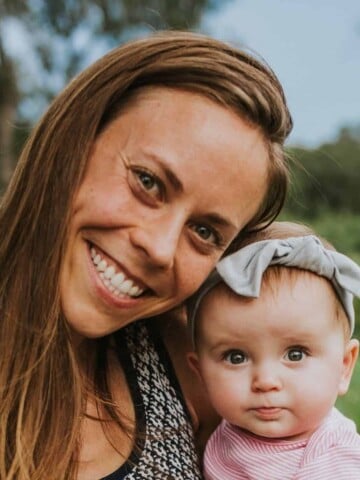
[188,235,360,341]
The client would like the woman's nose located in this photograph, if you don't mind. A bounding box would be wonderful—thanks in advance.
[129,212,185,269]
[251,363,282,393]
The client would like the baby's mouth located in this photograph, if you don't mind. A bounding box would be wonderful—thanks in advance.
[90,245,146,298]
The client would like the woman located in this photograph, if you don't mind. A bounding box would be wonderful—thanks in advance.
[0,32,292,479]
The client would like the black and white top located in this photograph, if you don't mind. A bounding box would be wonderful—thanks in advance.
[101,319,202,480]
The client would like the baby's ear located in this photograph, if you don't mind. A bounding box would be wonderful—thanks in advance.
[187,351,204,383]
[338,338,359,396]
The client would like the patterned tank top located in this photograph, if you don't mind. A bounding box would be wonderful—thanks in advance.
[101,319,202,480]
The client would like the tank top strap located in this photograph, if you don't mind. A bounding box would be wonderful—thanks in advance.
[101,319,201,479]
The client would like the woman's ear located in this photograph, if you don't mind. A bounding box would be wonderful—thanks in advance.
[338,338,359,396]
[187,351,204,384]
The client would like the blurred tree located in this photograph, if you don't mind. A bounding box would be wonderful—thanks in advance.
[0,0,224,186]
[0,0,27,184]
[285,132,360,218]
[338,124,360,142]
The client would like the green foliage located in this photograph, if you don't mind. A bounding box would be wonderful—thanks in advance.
[296,212,360,261]
[285,132,360,218]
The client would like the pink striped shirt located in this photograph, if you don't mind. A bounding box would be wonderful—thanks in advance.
[204,408,360,479]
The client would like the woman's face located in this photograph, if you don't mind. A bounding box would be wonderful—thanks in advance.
[60,87,269,338]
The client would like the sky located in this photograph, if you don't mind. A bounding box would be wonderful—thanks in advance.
[202,0,360,147]
[3,0,359,148]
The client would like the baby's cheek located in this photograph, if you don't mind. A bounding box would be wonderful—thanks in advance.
[205,373,242,419]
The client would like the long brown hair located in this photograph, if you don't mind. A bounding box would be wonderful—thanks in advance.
[0,31,292,479]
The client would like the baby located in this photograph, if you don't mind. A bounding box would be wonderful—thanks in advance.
[187,222,360,479]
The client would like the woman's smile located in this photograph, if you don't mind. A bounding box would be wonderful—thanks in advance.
[90,244,146,298]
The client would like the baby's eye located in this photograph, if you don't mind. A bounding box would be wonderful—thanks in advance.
[224,350,247,365]
[286,348,307,362]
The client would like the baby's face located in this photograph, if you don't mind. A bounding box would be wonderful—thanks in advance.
[192,274,358,441]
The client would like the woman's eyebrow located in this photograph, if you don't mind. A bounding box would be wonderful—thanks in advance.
[143,152,184,193]
[202,212,237,231]
[162,163,183,193]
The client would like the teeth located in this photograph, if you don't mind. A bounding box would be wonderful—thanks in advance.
[119,279,133,294]
[93,254,101,265]
[97,260,107,272]
[90,247,144,298]
[104,266,115,279]
[129,285,141,297]
[111,273,125,288]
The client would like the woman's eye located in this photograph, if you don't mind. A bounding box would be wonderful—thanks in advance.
[136,170,158,192]
[131,167,164,203]
[286,348,306,362]
[191,224,221,246]
[224,350,247,365]
[195,225,213,240]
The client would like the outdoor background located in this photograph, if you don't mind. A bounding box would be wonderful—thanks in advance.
[0,0,359,425]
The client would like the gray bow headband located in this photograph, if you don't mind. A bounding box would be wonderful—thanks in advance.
[188,235,360,342]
